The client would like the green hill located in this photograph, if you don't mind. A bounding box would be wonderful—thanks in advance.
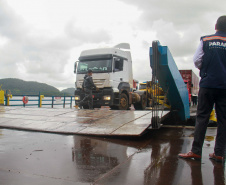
[61,88,75,96]
[0,78,70,96]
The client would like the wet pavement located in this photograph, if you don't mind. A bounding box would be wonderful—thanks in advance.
[0,126,225,185]
[0,107,169,136]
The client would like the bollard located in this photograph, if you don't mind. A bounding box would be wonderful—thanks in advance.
[52,96,54,108]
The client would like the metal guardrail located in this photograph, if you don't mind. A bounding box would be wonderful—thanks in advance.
[2,91,74,108]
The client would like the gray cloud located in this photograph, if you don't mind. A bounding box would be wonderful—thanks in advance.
[65,21,111,44]
[119,0,225,57]
[0,1,112,89]
[1,0,225,90]
[116,0,226,81]
[119,0,225,27]
[0,1,28,40]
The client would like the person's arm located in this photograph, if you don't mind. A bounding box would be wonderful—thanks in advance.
[193,40,204,69]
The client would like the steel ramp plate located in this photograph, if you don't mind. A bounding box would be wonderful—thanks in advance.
[0,107,169,137]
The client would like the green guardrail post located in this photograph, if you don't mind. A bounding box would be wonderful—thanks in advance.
[70,96,72,108]
[52,96,54,108]
[38,92,40,108]
[63,94,66,108]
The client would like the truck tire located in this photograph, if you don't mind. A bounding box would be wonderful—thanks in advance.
[110,105,119,110]
[119,93,129,110]
[94,105,101,109]
[134,95,147,110]
[83,105,89,109]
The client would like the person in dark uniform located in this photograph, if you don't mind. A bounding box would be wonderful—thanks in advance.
[77,70,98,109]
[179,15,226,162]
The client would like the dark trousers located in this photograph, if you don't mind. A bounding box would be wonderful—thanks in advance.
[192,96,197,106]
[192,87,226,157]
[79,89,93,109]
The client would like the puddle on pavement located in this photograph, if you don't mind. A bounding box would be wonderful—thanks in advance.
[0,127,225,185]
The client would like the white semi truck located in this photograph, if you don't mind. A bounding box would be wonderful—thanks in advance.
[74,43,146,110]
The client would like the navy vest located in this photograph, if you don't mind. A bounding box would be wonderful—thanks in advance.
[200,31,226,89]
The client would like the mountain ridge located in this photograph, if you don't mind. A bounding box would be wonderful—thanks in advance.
[0,78,75,96]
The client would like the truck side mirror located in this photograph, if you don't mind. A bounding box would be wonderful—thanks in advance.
[74,62,78,73]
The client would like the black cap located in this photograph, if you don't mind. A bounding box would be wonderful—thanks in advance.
[88,69,93,73]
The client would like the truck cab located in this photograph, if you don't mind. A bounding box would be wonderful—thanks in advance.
[74,43,142,110]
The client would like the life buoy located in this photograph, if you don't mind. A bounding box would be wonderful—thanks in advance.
[22,96,29,104]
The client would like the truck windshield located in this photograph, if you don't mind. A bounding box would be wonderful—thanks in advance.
[77,59,112,74]
[139,84,146,90]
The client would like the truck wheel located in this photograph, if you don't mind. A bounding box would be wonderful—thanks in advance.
[134,95,147,110]
[94,105,101,109]
[110,105,119,110]
[119,93,129,110]
[83,105,89,109]
[141,95,147,110]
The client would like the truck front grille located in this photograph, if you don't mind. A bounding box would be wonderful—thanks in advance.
[78,79,106,88]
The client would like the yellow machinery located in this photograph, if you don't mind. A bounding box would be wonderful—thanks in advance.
[139,81,170,109]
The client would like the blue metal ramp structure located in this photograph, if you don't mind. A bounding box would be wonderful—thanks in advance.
[150,41,190,121]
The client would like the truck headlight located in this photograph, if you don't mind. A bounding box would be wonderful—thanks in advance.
[103,95,111,101]
[75,96,80,100]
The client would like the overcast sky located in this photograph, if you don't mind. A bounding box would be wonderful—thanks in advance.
[0,0,225,90]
